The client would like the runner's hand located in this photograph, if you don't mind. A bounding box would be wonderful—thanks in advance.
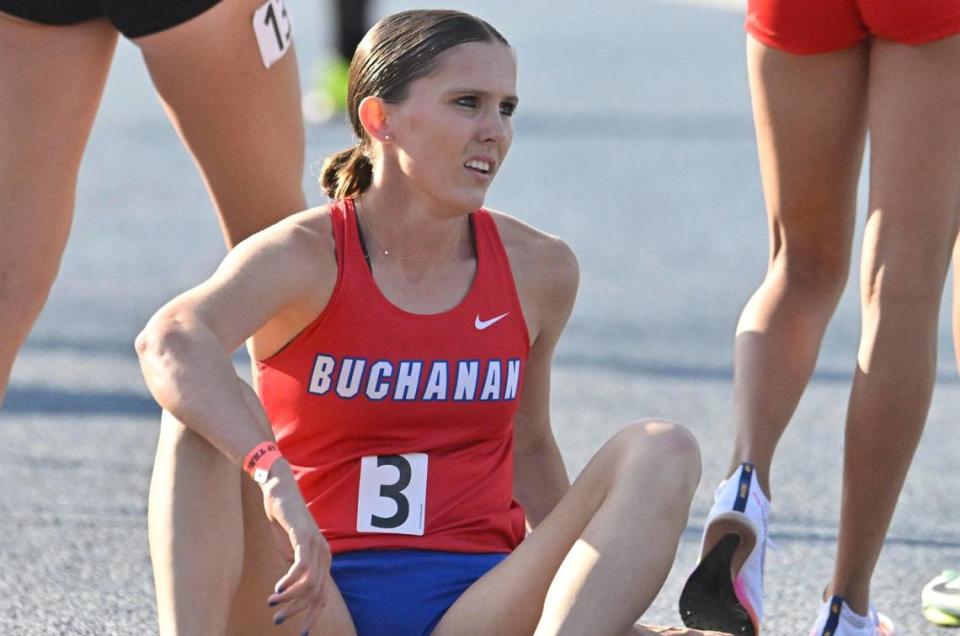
[259,461,332,633]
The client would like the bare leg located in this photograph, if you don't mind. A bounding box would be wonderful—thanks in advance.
[434,421,702,636]
[133,0,307,248]
[149,386,356,635]
[730,37,869,496]
[0,15,117,406]
[149,411,245,635]
[831,34,960,614]
[953,238,960,372]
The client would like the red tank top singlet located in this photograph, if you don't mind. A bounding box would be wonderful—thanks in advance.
[257,200,530,555]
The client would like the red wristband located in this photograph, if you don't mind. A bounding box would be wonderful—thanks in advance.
[243,441,282,482]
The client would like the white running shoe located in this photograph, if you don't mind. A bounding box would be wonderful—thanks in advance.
[679,462,770,635]
[922,570,960,627]
[808,595,895,636]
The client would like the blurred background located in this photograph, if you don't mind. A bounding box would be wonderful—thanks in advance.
[2,0,958,633]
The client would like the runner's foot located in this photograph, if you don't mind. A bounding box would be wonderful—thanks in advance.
[808,596,894,636]
[680,463,769,635]
[922,570,960,627]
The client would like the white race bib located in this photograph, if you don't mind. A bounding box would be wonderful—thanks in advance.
[252,0,293,69]
[356,453,428,535]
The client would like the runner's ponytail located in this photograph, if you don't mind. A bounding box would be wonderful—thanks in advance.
[321,144,373,200]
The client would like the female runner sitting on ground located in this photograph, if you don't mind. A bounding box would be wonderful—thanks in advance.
[137,10,725,636]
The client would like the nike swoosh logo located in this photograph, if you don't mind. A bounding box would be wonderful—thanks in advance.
[931,580,960,595]
[475,312,509,330]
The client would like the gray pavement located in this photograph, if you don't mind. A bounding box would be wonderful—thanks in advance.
[2,0,958,634]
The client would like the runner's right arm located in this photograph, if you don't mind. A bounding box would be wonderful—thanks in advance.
[136,208,334,465]
[136,207,337,623]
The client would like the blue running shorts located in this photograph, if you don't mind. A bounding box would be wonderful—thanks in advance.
[330,549,508,636]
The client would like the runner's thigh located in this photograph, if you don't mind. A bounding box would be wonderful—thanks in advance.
[0,14,117,375]
[434,423,666,636]
[133,0,306,247]
[953,240,960,369]
[0,13,117,249]
[226,468,357,636]
[863,35,960,279]
[747,36,869,272]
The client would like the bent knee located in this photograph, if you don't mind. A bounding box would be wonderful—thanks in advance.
[620,419,700,455]
[613,420,701,480]
[772,250,850,298]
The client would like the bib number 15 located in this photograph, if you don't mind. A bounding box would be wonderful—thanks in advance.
[357,453,427,535]
[253,0,293,69]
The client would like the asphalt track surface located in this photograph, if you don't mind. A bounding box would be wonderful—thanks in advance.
[2,0,959,634]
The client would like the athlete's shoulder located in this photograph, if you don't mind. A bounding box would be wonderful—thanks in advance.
[485,209,578,343]
[227,204,340,304]
[231,204,336,273]
[240,205,340,359]
[262,204,336,256]
[485,208,579,297]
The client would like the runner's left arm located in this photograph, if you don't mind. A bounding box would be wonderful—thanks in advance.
[512,236,579,530]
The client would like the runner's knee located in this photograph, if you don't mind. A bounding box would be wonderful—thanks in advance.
[613,420,702,490]
[862,258,949,317]
[771,245,850,299]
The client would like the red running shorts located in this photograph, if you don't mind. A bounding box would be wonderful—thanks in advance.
[746,0,960,54]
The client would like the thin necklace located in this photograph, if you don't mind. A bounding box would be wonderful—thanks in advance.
[354,198,468,263]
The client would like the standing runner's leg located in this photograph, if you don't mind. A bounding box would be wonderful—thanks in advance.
[133,0,306,248]
[953,238,960,372]
[433,420,703,636]
[729,37,869,497]
[150,385,356,635]
[831,33,960,615]
[0,15,118,408]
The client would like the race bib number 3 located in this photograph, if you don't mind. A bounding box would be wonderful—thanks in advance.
[253,0,293,69]
[357,453,427,536]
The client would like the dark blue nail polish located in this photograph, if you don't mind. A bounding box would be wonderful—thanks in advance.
[268,600,278,607]
[301,631,309,636]
[276,586,285,594]
[274,616,285,626]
